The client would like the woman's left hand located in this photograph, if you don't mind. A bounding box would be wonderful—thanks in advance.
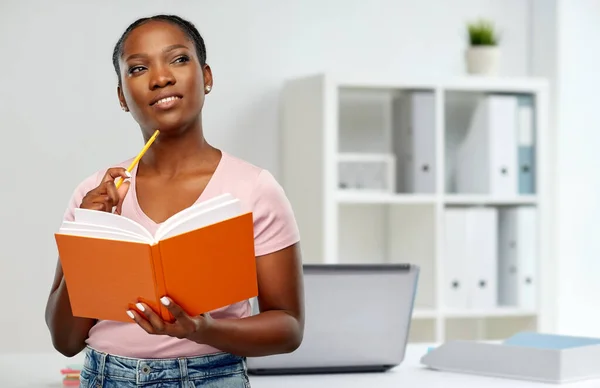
[127,296,211,341]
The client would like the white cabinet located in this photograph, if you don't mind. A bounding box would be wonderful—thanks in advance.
[280,73,551,344]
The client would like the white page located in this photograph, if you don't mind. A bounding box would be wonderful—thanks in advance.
[60,221,148,241]
[57,228,150,244]
[156,199,242,241]
[154,193,235,239]
[73,208,154,241]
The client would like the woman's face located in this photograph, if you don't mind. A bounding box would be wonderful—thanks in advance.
[117,20,212,136]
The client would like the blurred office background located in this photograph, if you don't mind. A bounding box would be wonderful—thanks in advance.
[0,0,598,353]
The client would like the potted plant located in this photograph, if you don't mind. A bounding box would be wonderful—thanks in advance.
[465,19,500,75]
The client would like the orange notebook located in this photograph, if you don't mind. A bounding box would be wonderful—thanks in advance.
[54,193,258,323]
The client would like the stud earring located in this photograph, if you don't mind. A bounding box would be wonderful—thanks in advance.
[205,85,211,93]
[121,105,128,112]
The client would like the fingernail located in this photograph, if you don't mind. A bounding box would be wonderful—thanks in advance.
[127,311,134,319]
[125,170,131,178]
[160,297,170,306]
[136,303,145,312]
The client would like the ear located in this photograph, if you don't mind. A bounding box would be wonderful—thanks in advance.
[117,85,129,112]
[202,64,213,94]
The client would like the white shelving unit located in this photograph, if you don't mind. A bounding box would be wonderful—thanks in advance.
[279,73,551,344]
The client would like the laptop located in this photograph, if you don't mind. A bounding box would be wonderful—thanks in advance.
[246,263,420,375]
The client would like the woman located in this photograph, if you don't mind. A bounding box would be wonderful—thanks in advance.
[45,14,304,387]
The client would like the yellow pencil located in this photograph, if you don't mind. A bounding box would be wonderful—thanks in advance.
[115,129,160,189]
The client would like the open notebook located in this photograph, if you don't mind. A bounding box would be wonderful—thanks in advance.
[55,193,258,323]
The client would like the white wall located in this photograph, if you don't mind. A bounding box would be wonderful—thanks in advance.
[554,0,600,337]
[529,0,600,339]
[0,0,532,352]
[530,0,559,336]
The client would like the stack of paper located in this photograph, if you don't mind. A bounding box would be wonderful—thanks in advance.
[421,332,600,383]
[60,364,82,386]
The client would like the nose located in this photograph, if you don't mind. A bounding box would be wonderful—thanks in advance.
[149,65,176,90]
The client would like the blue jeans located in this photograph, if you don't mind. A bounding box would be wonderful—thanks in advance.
[79,346,251,387]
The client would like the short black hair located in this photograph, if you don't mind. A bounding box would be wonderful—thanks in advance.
[112,14,207,85]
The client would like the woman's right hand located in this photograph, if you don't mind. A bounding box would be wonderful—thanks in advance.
[80,167,131,214]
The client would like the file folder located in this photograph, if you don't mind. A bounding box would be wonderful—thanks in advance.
[393,91,436,193]
[455,95,518,195]
[443,207,498,310]
[517,95,536,194]
[443,208,469,309]
[498,206,537,309]
[466,207,498,310]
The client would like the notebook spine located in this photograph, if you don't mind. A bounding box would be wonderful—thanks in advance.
[150,244,170,322]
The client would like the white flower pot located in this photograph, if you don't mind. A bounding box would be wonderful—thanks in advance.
[465,46,500,75]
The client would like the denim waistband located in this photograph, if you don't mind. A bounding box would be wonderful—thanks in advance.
[83,346,247,385]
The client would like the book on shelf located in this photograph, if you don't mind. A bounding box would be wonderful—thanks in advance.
[54,193,258,323]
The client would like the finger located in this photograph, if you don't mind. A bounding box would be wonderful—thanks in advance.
[115,179,131,215]
[103,180,120,210]
[135,303,166,333]
[160,297,189,320]
[80,201,106,212]
[126,309,156,334]
[88,193,113,212]
[101,167,131,184]
[160,297,197,332]
[79,194,110,211]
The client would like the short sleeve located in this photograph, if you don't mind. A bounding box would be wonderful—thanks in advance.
[251,169,300,256]
[62,172,102,222]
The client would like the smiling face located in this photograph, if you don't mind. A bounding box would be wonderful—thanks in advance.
[116,20,212,137]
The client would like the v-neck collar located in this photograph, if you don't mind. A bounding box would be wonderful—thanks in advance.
[128,150,226,226]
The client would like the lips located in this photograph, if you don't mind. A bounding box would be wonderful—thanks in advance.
[150,93,183,107]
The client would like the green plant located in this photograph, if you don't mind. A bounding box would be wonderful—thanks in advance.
[467,19,499,46]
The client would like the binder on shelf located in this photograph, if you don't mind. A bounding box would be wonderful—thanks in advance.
[393,91,436,194]
[54,193,258,323]
[455,95,518,196]
[443,208,469,310]
[498,206,537,310]
[466,207,498,310]
[421,332,600,384]
[443,207,498,310]
[517,95,536,194]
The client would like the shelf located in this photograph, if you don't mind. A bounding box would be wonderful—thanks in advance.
[412,308,538,320]
[335,193,538,205]
[441,76,548,93]
[444,195,538,206]
[442,308,538,318]
[280,73,551,344]
[324,73,548,94]
[336,191,436,204]
[407,317,437,343]
[337,152,393,162]
[444,315,538,341]
[413,309,438,319]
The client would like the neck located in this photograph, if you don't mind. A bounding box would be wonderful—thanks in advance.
[138,117,218,176]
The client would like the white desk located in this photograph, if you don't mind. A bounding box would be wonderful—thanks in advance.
[1,344,598,387]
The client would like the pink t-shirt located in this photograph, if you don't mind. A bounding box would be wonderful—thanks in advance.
[61,150,300,358]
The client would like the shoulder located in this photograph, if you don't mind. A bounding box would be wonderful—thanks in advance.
[219,151,264,182]
[219,152,288,207]
[218,152,282,198]
[220,152,300,256]
[62,158,134,221]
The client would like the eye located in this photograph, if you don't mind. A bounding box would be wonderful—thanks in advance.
[128,65,146,75]
[173,55,190,64]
